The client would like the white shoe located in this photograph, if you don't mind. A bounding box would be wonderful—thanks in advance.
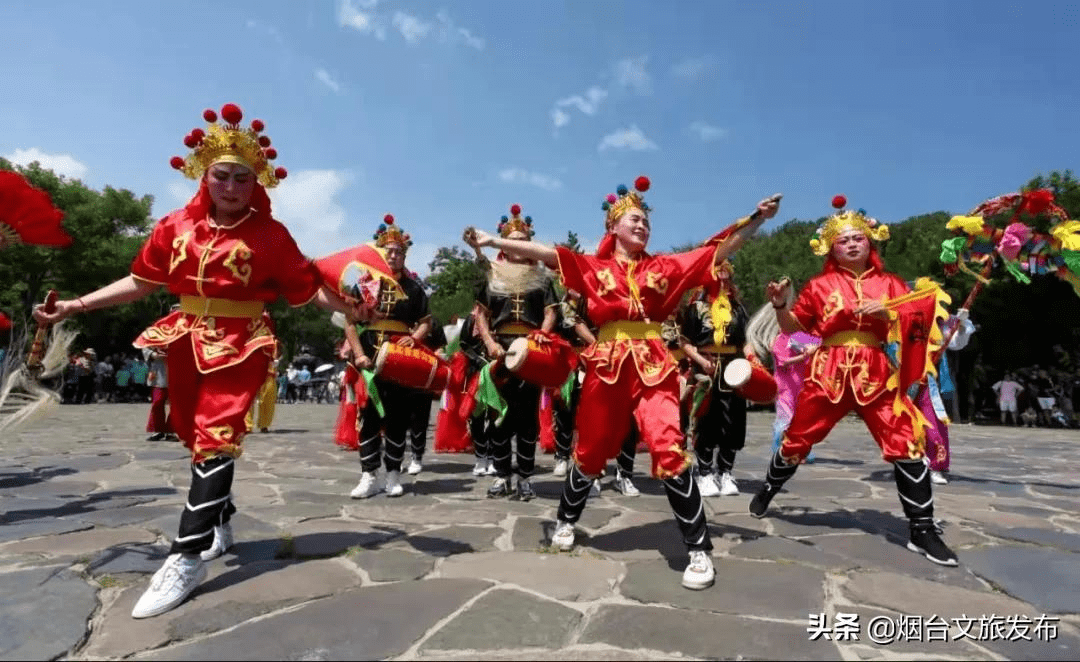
[472,459,487,476]
[681,550,715,590]
[407,458,423,475]
[131,553,208,618]
[717,472,740,496]
[200,522,234,561]
[350,471,381,499]
[613,473,640,497]
[697,474,721,498]
[930,470,948,485]
[385,470,404,497]
[589,479,601,498]
[553,458,569,477]
[552,520,575,551]
[484,459,498,476]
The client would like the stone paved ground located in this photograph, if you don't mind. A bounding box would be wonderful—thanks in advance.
[2,403,1078,660]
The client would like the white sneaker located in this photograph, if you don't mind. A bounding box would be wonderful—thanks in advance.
[407,458,423,475]
[484,459,498,476]
[613,473,640,497]
[697,474,721,497]
[472,459,487,476]
[131,553,208,618]
[350,471,381,499]
[930,470,948,485]
[553,458,569,477]
[589,479,601,498]
[681,550,715,590]
[199,522,234,561]
[717,472,740,496]
[385,470,404,497]
[552,520,575,551]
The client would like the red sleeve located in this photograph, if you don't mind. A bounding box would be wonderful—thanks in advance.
[663,244,720,293]
[790,281,819,332]
[270,222,323,306]
[130,215,177,285]
[554,246,589,295]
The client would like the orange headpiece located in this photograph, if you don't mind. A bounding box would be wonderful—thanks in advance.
[809,195,889,256]
[498,204,534,238]
[170,103,287,188]
[374,214,412,248]
[602,176,651,230]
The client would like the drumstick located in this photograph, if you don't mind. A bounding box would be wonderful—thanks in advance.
[26,290,58,375]
[749,193,783,221]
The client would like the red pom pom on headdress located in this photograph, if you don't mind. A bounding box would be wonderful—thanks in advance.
[384,214,395,225]
[258,136,271,147]
[183,134,198,148]
[190,128,205,142]
[634,176,650,192]
[274,167,287,180]
[832,195,847,209]
[203,109,217,123]
[170,156,185,170]
[510,204,522,216]
[220,103,243,125]
[264,148,277,160]
[251,119,265,132]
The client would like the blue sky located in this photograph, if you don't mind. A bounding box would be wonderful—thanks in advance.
[2,0,1077,275]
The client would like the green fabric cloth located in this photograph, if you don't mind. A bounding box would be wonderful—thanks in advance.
[1061,249,1080,277]
[690,378,711,419]
[360,368,384,417]
[939,237,967,264]
[559,370,576,405]
[473,363,508,426]
[1004,260,1032,284]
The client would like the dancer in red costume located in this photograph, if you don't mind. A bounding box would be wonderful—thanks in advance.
[749,195,959,567]
[333,335,361,451]
[34,103,366,618]
[465,177,779,589]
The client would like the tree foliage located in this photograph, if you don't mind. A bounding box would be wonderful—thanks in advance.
[424,246,484,324]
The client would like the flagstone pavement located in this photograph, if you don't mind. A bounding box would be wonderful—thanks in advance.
[2,403,1078,660]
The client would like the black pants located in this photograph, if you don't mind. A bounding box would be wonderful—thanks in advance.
[694,386,746,476]
[171,456,236,555]
[410,392,436,461]
[553,378,579,460]
[358,379,418,473]
[490,376,541,479]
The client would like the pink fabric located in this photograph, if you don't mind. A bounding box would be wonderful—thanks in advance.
[914,386,950,471]
[771,331,820,427]
[997,222,1033,261]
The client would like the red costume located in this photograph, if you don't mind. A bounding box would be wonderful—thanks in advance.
[131,184,321,461]
[780,261,923,462]
[555,243,721,478]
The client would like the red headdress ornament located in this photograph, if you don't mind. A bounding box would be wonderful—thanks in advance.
[171,103,287,188]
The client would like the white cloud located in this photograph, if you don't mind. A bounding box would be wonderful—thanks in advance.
[550,86,608,128]
[267,169,351,258]
[337,0,385,39]
[498,168,563,192]
[614,56,651,95]
[315,68,342,93]
[4,148,88,180]
[435,11,485,50]
[392,11,432,43]
[245,18,284,44]
[688,121,726,142]
[598,125,658,152]
[671,56,715,80]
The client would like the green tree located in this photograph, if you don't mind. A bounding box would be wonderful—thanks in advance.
[425,246,484,324]
[556,230,582,253]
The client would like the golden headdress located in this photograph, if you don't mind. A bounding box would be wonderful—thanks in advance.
[170,103,287,188]
[809,195,889,256]
[602,176,652,230]
[498,204,534,239]
[373,214,412,248]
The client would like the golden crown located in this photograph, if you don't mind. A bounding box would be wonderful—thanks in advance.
[498,204,534,238]
[809,195,890,256]
[602,176,652,229]
[374,214,412,248]
[170,103,287,188]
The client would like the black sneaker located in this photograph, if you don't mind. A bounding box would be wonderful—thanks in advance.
[487,477,511,498]
[749,484,778,519]
[908,523,959,566]
[516,477,536,502]
[146,433,166,442]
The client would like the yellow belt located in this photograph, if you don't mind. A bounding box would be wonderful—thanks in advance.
[179,295,264,319]
[698,344,738,355]
[495,322,534,336]
[365,319,410,333]
[821,331,880,347]
[596,321,664,343]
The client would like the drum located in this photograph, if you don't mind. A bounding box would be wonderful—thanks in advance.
[504,336,574,389]
[374,342,450,393]
[722,358,777,404]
